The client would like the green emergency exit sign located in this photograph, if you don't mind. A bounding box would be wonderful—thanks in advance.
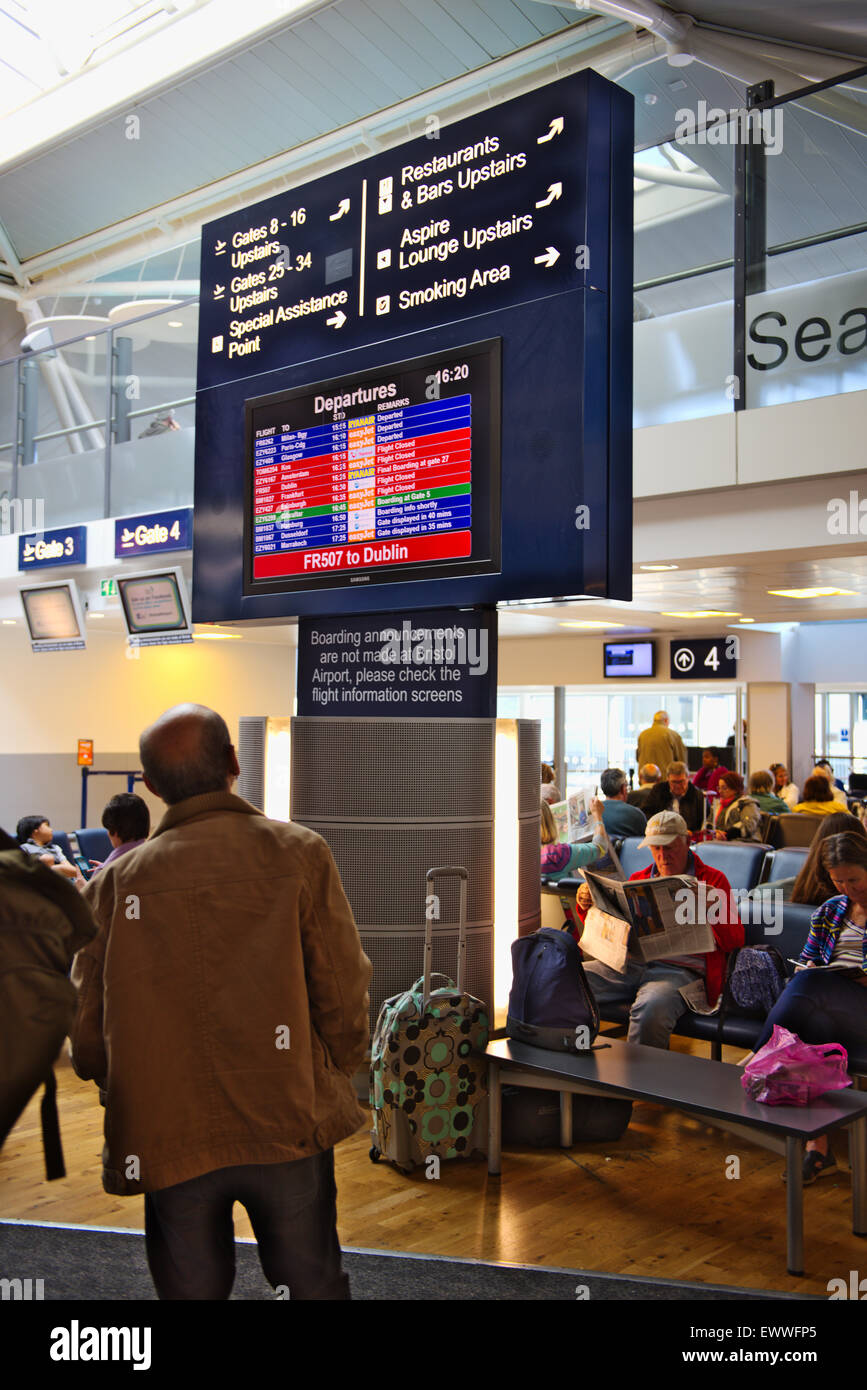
[100,578,117,597]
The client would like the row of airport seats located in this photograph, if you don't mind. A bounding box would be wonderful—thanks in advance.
[614,836,799,890]
[50,828,114,876]
[542,838,867,1072]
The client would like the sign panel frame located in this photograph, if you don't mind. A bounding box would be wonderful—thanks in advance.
[193,69,633,622]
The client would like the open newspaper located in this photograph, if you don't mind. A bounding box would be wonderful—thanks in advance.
[549,789,591,842]
[580,865,715,974]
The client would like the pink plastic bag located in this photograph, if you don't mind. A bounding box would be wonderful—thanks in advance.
[741,1025,852,1106]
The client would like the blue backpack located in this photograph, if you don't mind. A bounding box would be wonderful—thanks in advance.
[507,927,600,1053]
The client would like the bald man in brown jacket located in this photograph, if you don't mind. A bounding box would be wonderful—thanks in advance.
[71,704,371,1300]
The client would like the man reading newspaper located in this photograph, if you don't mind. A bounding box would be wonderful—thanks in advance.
[576,812,744,1049]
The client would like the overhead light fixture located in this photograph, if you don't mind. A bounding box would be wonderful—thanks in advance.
[2,619,16,626]
[662,610,742,619]
[734,618,755,623]
[88,612,105,619]
[559,620,625,629]
[167,321,183,328]
[639,563,678,572]
[767,587,857,599]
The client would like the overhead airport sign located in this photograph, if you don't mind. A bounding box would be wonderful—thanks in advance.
[670,637,737,680]
[193,70,633,622]
[18,525,87,571]
[115,508,192,558]
[198,86,597,392]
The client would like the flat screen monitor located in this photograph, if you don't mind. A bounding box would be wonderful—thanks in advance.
[243,338,501,597]
[603,641,655,678]
[116,568,192,641]
[20,581,86,648]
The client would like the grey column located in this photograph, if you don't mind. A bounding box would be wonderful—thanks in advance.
[554,685,566,796]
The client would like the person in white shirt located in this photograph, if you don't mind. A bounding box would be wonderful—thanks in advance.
[770,764,799,809]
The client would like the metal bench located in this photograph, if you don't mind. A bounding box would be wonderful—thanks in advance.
[486,1036,867,1276]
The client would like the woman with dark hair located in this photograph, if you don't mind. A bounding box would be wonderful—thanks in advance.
[791,811,865,905]
[750,832,867,1183]
[713,771,762,841]
[792,775,838,816]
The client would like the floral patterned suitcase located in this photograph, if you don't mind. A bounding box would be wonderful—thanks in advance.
[369,866,489,1172]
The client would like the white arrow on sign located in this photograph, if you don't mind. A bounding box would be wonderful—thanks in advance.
[537,117,564,144]
[535,182,563,208]
[534,247,560,268]
[329,198,351,221]
[327,310,347,329]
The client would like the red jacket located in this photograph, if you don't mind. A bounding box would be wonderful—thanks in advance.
[693,765,726,795]
[630,851,744,1006]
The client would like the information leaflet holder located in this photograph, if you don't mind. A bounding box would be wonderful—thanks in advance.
[193,68,633,623]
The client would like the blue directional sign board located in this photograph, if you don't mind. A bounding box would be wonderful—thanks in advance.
[115,508,192,558]
[18,525,87,571]
[193,69,633,621]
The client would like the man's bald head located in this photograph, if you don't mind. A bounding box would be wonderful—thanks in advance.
[140,704,238,804]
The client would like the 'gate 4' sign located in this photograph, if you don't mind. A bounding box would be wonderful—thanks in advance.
[115,508,192,558]
[670,637,737,680]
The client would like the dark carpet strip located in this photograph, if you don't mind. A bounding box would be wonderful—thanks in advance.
[0,1222,810,1300]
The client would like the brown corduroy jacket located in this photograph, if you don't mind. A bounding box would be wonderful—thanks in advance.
[70,792,371,1195]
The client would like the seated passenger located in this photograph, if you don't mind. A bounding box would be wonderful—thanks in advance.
[16,815,82,883]
[643,761,704,833]
[815,759,847,794]
[540,762,561,806]
[628,763,661,810]
[792,774,840,817]
[579,812,743,1050]
[791,811,866,905]
[89,793,151,875]
[809,764,848,807]
[713,772,762,841]
[540,798,606,880]
[750,832,867,1182]
[693,748,727,796]
[599,768,646,838]
[770,763,799,809]
[748,770,789,815]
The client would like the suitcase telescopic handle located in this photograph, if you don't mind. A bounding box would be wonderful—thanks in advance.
[423,866,468,1006]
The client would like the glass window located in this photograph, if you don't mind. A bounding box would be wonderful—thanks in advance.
[748,75,867,409]
[633,135,735,426]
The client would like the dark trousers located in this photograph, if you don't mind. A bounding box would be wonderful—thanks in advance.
[144,1148,350,1300]
[754,968,867,1056]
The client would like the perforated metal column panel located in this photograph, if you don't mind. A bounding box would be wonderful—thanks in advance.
[292,717,496,1026]
[237,716,267,809]
[291,717,495,821]
[359,927,494,1030]
[517,719,542,937]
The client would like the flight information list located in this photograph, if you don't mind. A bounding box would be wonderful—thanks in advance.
[252,394,472,580]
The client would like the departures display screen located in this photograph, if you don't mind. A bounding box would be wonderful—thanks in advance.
[244,338,500,595]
